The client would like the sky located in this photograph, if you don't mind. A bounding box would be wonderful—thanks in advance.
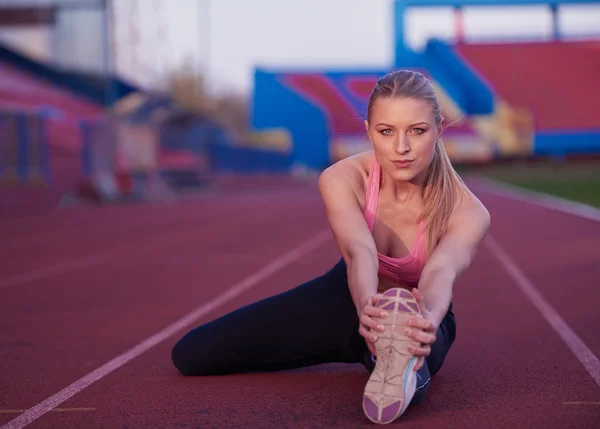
[14,0,596,96]
[117,0,600,95]
[113,0,396,94]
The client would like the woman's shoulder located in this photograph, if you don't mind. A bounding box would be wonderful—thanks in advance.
[319,151,372,192]
[321,151,373,182]
[318,151,373,207]
[449,186,491,233]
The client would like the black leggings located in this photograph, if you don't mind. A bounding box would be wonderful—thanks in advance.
[171,258,457,406]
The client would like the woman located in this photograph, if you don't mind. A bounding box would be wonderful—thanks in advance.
[171,70,490,424]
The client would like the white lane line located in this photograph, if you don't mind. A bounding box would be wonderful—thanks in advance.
[474,178,600,223]
[485,235,600,387]
[1,229,332,429]
[0,249,119,290]
[0,408,96,414]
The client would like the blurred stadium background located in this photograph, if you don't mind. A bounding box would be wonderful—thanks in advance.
[1,0,599,215]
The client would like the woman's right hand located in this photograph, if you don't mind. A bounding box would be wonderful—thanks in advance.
[358,295,388,356]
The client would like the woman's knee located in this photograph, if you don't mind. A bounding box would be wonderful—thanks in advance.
[171,325,233,376]
[171,326,217,376]
[171,336,198,376]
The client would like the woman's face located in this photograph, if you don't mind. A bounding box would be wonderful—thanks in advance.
[365,96,439,184]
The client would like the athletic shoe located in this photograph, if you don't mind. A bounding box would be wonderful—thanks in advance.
[362,287,423,424]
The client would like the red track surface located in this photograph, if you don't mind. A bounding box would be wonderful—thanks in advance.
[1,179,599,428]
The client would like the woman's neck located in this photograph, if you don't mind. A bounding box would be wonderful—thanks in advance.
[380,170,426,205]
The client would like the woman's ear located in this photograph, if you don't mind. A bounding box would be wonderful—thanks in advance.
[438,116,446,137]
[364,120,369,133]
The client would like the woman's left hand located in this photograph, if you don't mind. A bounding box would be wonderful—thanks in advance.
[404,288,438,371]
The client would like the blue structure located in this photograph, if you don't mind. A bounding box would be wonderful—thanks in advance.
[0,44,138,106]
[249,0,600,170]
[252,68,389,170]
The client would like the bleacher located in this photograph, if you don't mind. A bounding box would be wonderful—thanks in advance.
[456,41,600,130]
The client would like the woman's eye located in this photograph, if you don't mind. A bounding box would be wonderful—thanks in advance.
[412,128,425,135]
[380,129,392,135]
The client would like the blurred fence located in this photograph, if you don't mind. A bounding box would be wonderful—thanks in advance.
[1,106,289,207]
[0,109,163,202]
[0,109,50,186]
[78,117,199,201]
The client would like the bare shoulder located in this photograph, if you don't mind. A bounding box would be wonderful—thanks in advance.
[317,151,378,261]
[429,186,491,272]
[449,187,491,236]
[318,151,373,205]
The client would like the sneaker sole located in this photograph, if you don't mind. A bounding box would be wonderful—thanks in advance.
[362,288,422,424]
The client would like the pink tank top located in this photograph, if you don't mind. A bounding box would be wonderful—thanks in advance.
[363,157,427,288]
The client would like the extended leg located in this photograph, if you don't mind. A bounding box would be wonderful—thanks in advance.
[171,259,367,376]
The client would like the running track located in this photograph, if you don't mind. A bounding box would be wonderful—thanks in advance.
[1,178,599,429]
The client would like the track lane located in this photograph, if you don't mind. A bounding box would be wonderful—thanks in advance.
[0,190,320,281]
[24,241,346,429]
[0,187,328,427]
[472,184,600,361]
[405,245,600,429]
[21,243,600,429]
[2,182,599,428]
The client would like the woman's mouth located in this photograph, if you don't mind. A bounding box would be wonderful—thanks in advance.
[393,159,414,168]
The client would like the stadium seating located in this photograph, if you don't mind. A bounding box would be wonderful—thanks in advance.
[456,41,600,131]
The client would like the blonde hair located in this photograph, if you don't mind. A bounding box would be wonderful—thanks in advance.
[366,70,468,255]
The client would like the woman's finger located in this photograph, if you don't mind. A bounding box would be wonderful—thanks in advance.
[413,356,425,372]
[358,325,370,340]
[370,294,384,307]
[404,327,435,345]
[359,325,378,343]
[358,325,377,354]
[367,340,377,355]
[406,316,433,332]
[360,314,385,333]
[408,344,431,357]
[364,305,388,319]
[412,288,425,310]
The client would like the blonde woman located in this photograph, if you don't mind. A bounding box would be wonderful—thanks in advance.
[172,70,491,424]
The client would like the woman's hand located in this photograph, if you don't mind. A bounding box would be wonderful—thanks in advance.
[358,295,387,356]
[405,288,438,371]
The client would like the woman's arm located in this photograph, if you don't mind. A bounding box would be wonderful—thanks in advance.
[318,156,389,353]
[318,157,379,313]
[404,193,491,366]
[419,197,491,328]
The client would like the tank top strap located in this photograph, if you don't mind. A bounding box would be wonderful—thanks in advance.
[363,155,381,232]
[411,218,428,263]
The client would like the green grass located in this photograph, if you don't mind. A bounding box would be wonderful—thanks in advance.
[459,160,600,208]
